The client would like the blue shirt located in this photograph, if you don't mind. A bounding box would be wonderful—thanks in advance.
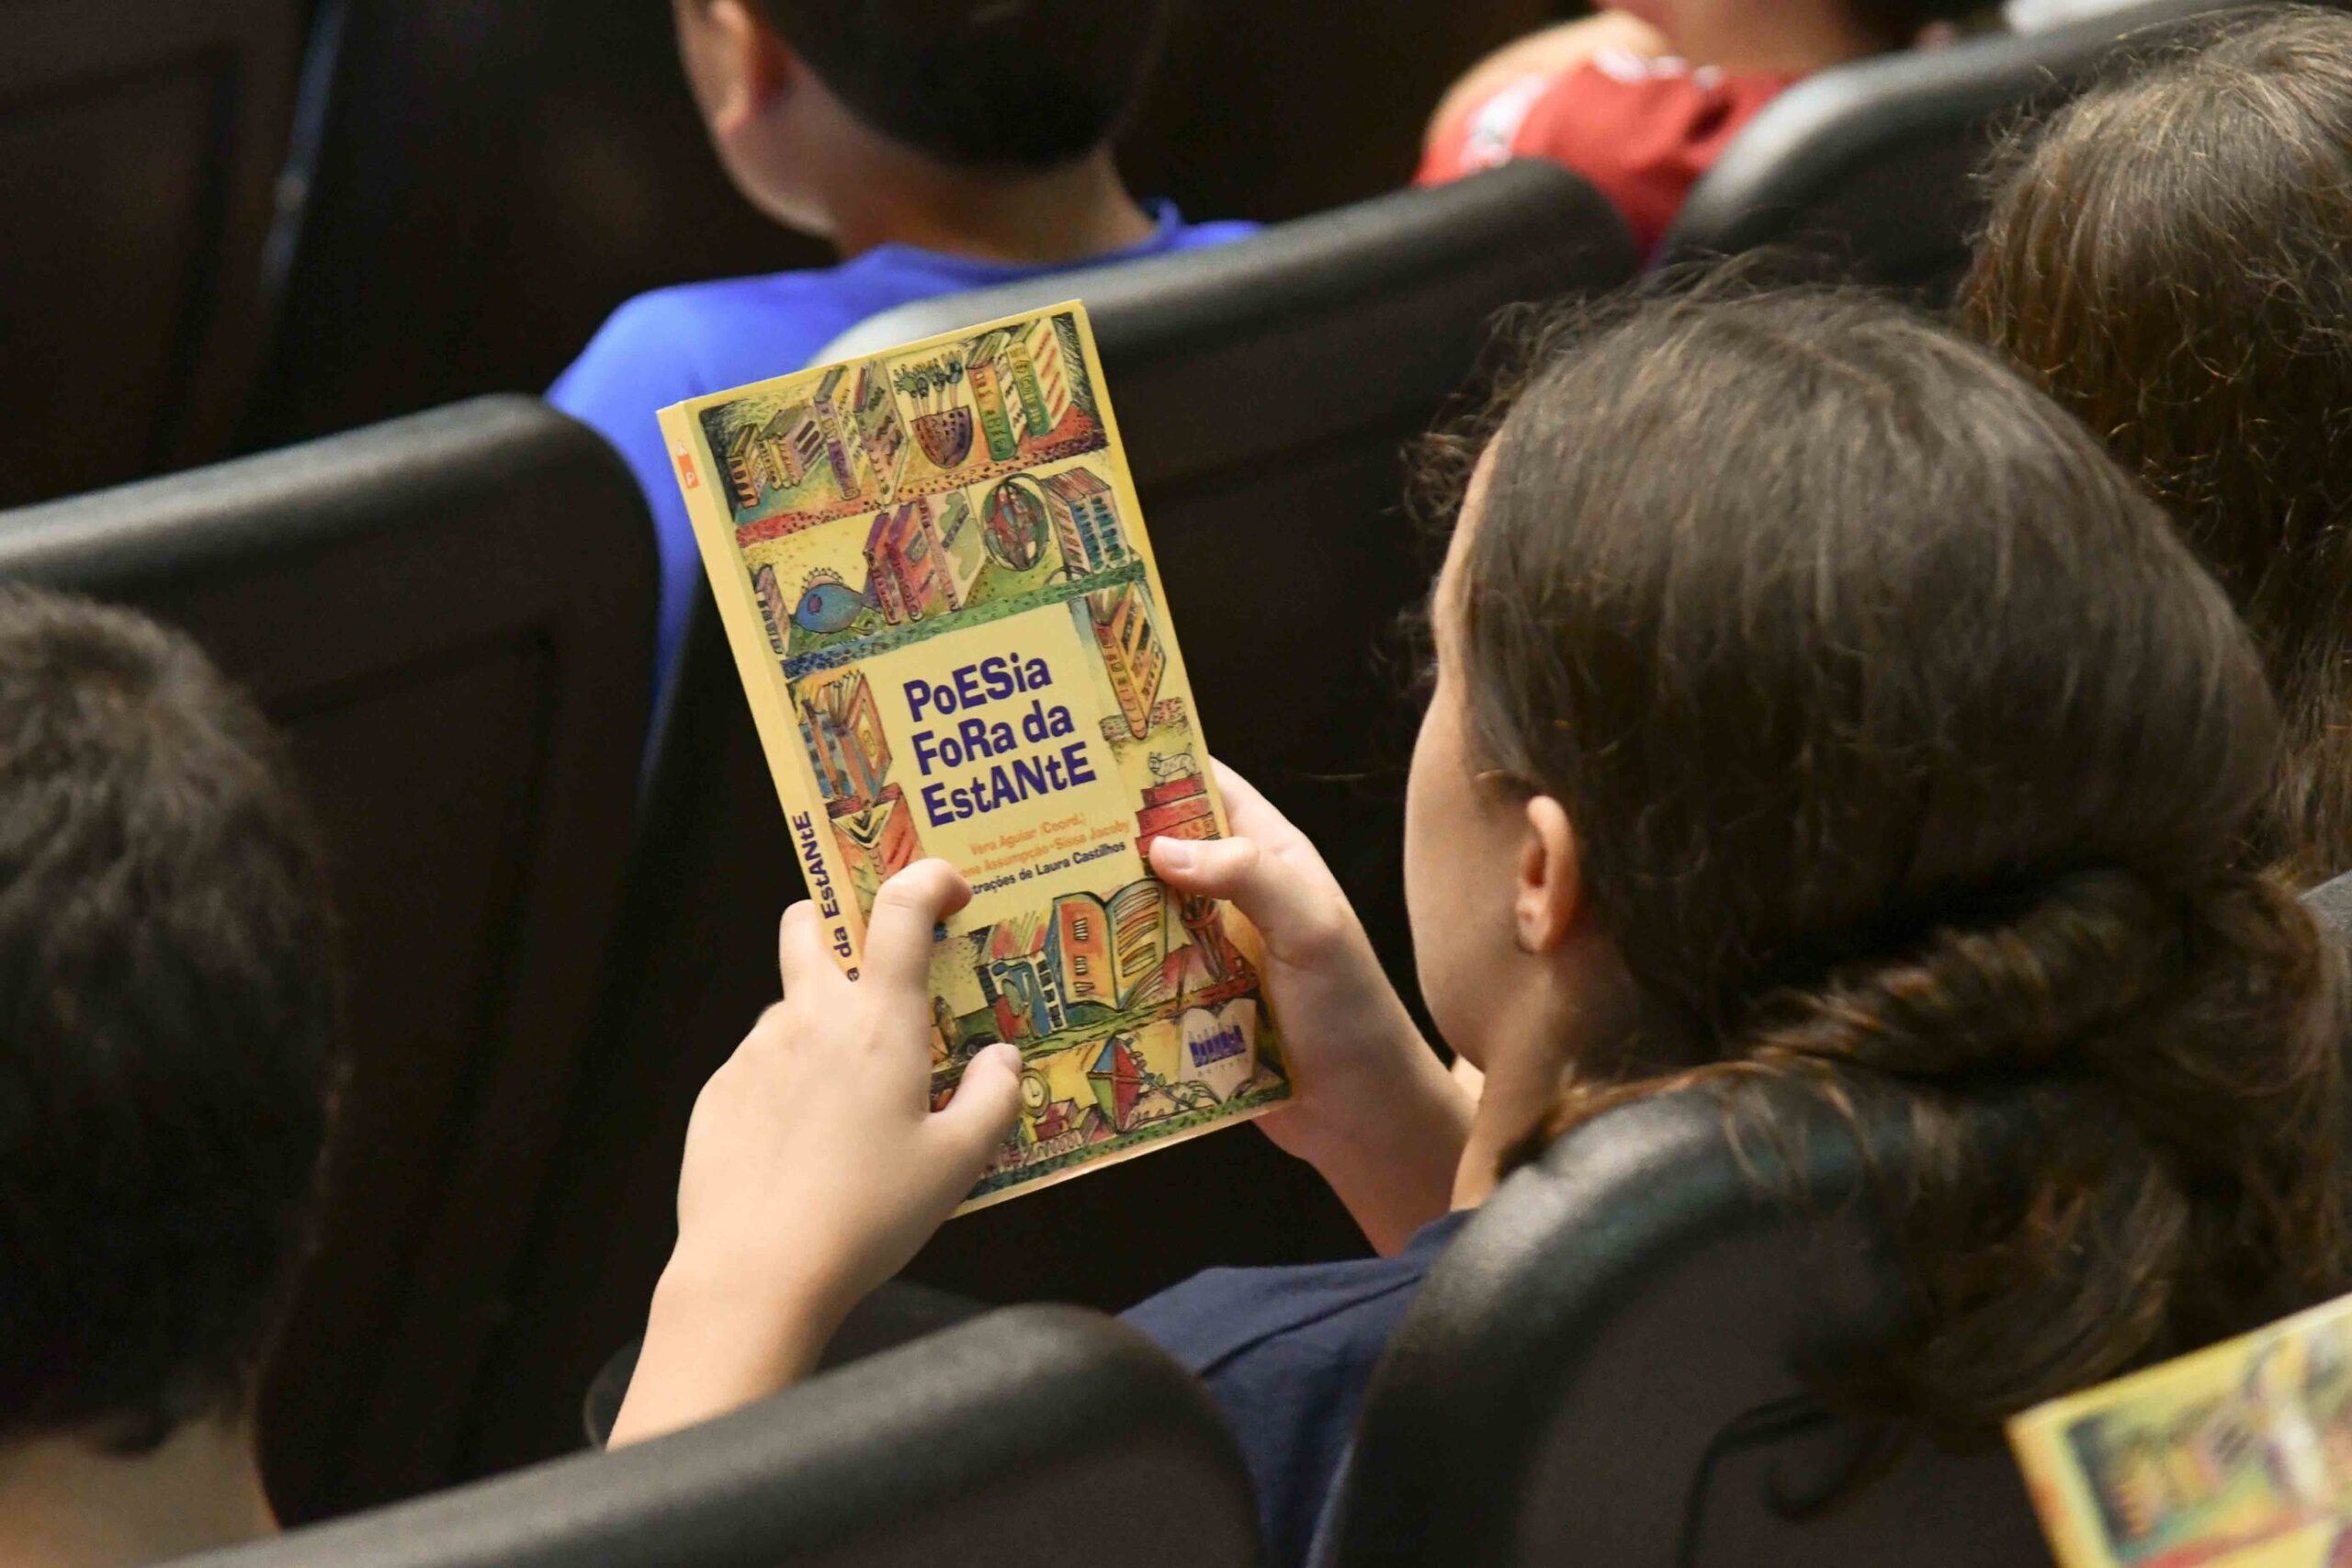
[1123,1211,1472,1568]
[548,202,1259,684]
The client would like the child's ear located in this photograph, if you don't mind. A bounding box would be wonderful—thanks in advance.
[1513,795,1582,955]
[702,0,798,130]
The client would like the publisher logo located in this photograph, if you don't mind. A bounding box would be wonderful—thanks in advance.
[674,449,699,490]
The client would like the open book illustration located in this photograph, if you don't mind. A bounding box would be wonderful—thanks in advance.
[659,300,1291,1212]
[2009,1291,2352,1567]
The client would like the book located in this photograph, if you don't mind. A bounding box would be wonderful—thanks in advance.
[2007,1292,2352,1567]
[658,300,1292,1213]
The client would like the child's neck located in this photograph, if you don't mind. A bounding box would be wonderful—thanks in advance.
[1665,2,1883,76]
[823,147,1160,267]
[0,1411,277,1568]
[1452,1045,1562,1210]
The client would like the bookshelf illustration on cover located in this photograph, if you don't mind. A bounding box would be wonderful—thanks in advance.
[2009,1291,2352,1567]
[660,300,1290,1212]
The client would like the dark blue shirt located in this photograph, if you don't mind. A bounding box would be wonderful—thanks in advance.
[1123,1211,1472,1568]
[547,202,1259,685]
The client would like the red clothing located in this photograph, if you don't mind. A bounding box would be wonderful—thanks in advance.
[1417,50,1796,253]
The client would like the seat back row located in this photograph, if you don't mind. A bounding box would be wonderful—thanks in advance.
[174,1308,1263,1568]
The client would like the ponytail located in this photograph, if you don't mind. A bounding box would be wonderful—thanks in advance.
[1527,868,2352,1436]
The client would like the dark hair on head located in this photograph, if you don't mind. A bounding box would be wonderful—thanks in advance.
[0,588,340,1451]
[1847,0,1988,47]
[751,0,1173,168]
[1961,4,2352,887]
[1440,283,2350,1438]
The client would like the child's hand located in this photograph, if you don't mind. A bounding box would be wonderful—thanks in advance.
[610,860,1021,1445]
[1149,762,1472,1253]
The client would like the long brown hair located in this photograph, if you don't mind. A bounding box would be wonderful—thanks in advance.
[1443,286,2351,1438]
[1961,6,2352,886]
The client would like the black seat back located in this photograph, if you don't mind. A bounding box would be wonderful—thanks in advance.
[461,164,1644,1478]
[1329,1079,2049,1567]
[0,398,656,1519]
[172,1307,1260,1568]
[1657,0,2258,298]
[1323,836,2352,1567]
[0,0,299,505]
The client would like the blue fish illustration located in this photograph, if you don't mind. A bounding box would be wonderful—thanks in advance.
[795,577,866,634]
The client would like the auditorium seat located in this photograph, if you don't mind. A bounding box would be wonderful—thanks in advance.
[1657,0,2256,298]
[0,398,656,1520]
[1322,1077,2050,1567]
[458,163,1644,1479]
[173,1307,1259,1568]
[0,0,299,507]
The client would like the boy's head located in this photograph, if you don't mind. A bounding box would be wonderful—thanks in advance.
[673,0,1172,233]
[0,588,340,1452]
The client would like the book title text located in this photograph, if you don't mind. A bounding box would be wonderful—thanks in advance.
[904,651,1099,827]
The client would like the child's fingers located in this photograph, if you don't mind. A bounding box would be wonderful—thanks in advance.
[1149,833,1261,897]
[1208,758,1310,852]
[1149,834,1345,960]
[777,901,840,999]
[861,860,970,995]
[929,1041,1023,1172]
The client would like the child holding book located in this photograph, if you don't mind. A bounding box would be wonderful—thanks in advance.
[613,288,2352,1568]
[550,0,1253,687]
[1416,0,1979,250]
[1961,6,2352,886]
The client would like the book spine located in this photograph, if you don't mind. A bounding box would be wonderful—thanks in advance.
[659,404,873,979]
[2005,1410,2110,1568]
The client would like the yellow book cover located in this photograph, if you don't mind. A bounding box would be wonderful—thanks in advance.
[2007,1292,2352,1568]
[658,299,1291,1213]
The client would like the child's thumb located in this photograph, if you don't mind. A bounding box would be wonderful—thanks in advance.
[934,1041,1023,1166]
[1150,835,1328,954]
[1148,834,1264,899]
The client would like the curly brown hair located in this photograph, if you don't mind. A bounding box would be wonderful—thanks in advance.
[1961,6,2352,887]
[1439,284,2351,1439]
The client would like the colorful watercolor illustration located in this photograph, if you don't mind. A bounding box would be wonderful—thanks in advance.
[661,303,1289,1211]
[2010,1293,2352,1567]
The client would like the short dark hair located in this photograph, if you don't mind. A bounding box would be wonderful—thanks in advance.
[1962,6,2352,886]
[1847,0,1987,47]
[754,0,1173,167]
[0,588,340,1450]
[1439,286,2347,1436]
